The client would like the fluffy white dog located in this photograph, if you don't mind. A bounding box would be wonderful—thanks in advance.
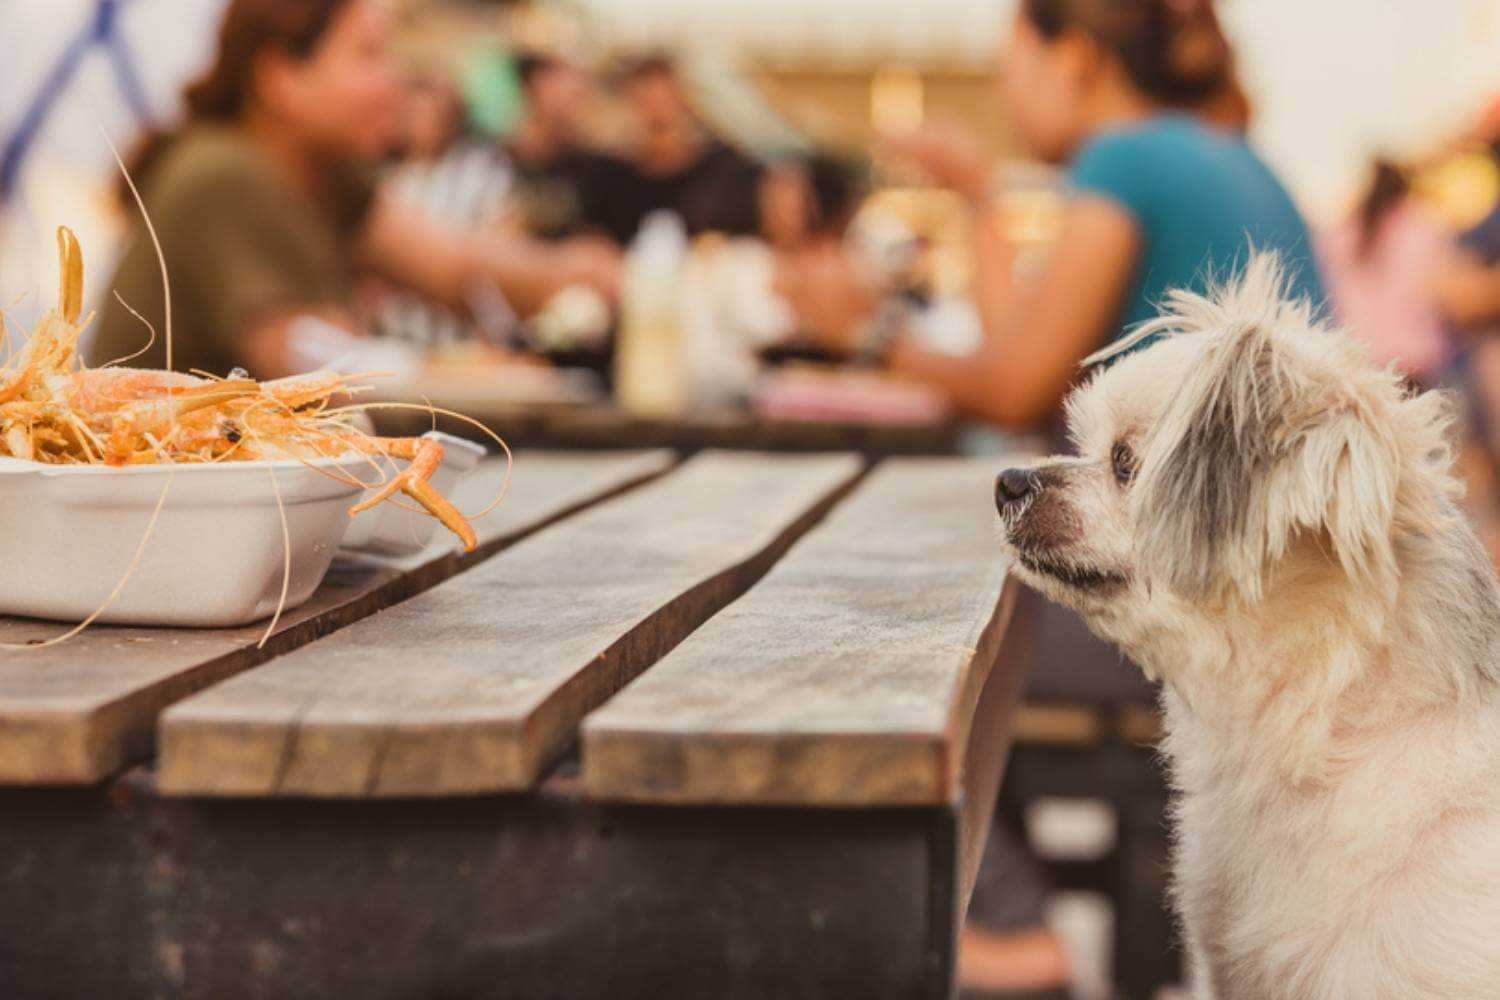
[994,257,1500,1000]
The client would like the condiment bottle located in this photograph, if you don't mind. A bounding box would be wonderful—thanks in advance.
[615,210,688,417]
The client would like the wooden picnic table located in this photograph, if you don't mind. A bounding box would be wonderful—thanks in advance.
[0,449,1031,1000]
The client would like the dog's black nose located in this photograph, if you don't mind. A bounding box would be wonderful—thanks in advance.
[996,468,1038,511]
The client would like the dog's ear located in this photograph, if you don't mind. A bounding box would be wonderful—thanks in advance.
[1132,317,1400,604]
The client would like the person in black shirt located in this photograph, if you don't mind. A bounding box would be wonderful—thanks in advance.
[504,51,617,241]
[587,54,762,246]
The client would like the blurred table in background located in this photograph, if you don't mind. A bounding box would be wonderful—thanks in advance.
[376,401,958,456]
[370,365,960,456]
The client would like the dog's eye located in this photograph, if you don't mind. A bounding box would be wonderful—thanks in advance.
[1111,441,1136,486]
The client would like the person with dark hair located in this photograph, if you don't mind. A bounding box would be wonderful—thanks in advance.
[758,153,864,250]
[374,69,530,348]
[513,51,556,95]
[813,0,1323,428]
[90,0,616,379]
[584,54,763,246]
[503,50,619,241]
[761,154,879,365]
[396,70,467,164]
[1357,160,1412,259]
[1319,159,1455,382]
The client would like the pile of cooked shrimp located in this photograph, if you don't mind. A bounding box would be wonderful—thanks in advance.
[0,227,480,551]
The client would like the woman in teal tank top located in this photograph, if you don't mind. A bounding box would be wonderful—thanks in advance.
[872,0,1325,427]
[1068,113,1325,344]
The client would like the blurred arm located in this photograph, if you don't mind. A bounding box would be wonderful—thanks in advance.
[891,195,1139,427]
[358,195,620,317]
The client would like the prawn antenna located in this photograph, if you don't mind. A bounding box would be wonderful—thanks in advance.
[98,124,171,372]
[99,290,159,367]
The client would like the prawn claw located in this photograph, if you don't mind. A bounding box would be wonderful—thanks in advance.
[348,438,477,552]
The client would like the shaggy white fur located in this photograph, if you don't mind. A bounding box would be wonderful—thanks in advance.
[996,256,1500,1000]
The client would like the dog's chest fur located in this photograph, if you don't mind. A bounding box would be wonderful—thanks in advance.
[1159,665,1500,1000]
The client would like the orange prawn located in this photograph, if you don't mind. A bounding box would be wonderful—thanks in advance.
[0,227,482,551]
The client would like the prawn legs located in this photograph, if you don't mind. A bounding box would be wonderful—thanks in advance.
[349,436,477,552]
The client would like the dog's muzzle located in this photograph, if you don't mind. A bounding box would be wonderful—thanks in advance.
[995,467,1039,515]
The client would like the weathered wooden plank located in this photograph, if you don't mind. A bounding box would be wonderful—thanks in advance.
[582,457,1024,807]
[0,768,951,999]
[156,452,864,798]
[0,451,674,785]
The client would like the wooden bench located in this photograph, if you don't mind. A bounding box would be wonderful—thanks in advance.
[0,449,1031,999]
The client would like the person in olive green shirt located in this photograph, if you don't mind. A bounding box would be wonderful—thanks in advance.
[95,122,373,377]
[93,0,618,380]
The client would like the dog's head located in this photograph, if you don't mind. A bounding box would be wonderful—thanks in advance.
[997,256,1460,652]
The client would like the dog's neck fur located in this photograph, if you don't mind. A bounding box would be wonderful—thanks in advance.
[1093,519,1500,997]
[1111,515,1500,788]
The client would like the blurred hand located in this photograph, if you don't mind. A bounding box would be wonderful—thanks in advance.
[879,121,991,201]
[553,237,623,301]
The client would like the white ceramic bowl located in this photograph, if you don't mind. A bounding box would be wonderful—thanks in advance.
[0,454,371,628]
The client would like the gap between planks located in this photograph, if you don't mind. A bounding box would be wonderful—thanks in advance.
[155,452,870,798]
[581,457,1025,808]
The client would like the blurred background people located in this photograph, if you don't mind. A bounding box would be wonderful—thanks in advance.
[758,158,822,253]
[765,154,878,356]
[89,0,617,379]
[1319,159,1456,385]
[375,69,517,347]
[586,54,763,247]
[387,69,510,235]
[502,50,616,241]
[808,0,1325,428]
[1429,138,1500,566]
[1440,134,1500,345]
